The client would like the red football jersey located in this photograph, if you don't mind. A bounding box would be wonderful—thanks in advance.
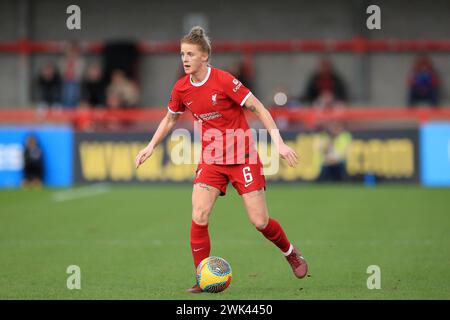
[168,67,256,165]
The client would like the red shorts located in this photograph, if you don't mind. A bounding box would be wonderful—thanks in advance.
[193,159,266,196]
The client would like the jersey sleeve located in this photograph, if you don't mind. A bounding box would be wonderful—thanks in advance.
[220,71,252,107]
[167,87,185,114]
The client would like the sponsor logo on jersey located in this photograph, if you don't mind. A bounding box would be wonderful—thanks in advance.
[199,111,222,121]
[232,79,242,92]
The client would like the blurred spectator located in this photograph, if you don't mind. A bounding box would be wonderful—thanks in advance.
[36,62,61,108]
[301,59,348,108]
[407,55,440,107]
[318,122,352,182]
[59,42,85,108]
[105,91,122,109]
[22,135,44,188]
[312,90,345,109]
[81,63,106,108]
[106,69,139,108]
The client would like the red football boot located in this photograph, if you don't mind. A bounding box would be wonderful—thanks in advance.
[186,284,203,293]
[285,247,308,279]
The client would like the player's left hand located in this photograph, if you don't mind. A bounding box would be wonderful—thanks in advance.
[278,142,299,167]
[135,145,154,169]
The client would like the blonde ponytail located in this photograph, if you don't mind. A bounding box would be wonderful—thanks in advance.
[181,26,211,60]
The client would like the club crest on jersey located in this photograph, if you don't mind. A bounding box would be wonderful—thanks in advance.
[212,93,217,106]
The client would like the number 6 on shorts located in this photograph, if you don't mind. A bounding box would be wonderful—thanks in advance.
[243,166,253,183]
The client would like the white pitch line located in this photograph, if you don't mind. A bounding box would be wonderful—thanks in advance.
[52,183,111,202]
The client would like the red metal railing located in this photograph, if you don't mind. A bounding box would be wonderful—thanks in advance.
[1,38,450,54]
[1,107,449,130]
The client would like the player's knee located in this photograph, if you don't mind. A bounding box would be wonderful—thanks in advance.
[192,206,211,225]
[251,215,269,230]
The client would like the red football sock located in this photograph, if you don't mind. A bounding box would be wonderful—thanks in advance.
[257,218,292,254]
[190,220,211,269]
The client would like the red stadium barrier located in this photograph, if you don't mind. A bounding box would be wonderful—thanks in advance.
[1,107,449,130]
[1,38,450,54]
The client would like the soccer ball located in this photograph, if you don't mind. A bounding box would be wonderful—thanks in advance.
[196,256,232,293]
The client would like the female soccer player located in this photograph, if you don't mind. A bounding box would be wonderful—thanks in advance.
[135,26,308,293]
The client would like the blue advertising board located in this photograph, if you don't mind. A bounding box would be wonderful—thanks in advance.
[420,122,450,186]
[0,126,73,188]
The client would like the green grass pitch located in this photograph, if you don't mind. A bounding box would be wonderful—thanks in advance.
[0,184,449,299]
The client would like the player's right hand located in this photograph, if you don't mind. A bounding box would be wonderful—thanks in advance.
[135,145,154,169]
